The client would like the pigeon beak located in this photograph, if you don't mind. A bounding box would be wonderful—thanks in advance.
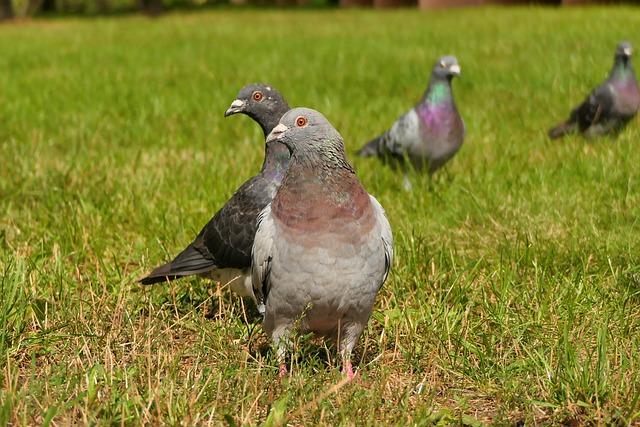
[266,123,288,144]
[224,99,245,117]
[449,64,461,76]
[623,47,633,57]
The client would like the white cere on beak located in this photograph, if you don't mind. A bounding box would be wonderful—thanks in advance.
[449,64,461,75]
[230,99,245,109]
[266,123,289,144]
[624,47,633,56]
[272,123,288,134]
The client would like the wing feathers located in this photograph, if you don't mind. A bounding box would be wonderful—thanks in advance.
[251,204,276,314]
[139,242,216,285]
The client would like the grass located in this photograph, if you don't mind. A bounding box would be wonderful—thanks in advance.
[1,6,640,425]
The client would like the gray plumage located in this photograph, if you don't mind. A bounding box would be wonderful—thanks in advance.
[251,108,393,379]
[549,42,640,139]
[139,84,290,303]
[358,56,465,181]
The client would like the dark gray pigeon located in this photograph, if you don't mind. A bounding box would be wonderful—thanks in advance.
[357,55,465,188]
[139,84,290,303]
[549,42,640,139]
[252,108,393,379]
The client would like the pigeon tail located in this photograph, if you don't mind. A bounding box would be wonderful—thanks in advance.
[139,243,216,285]
[548,122,576,139]
[356,135,384,157]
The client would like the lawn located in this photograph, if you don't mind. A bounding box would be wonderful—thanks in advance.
[1,6,640,425]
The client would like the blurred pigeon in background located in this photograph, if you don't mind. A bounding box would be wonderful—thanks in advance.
[549,42,640,139]
[139,84,290,304]
[252,108,393,379]
[357,56,465,189]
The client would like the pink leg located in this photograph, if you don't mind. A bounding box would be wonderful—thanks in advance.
[342,360,356,381]
[338,322,362,382]
[278,363,288,378]
[273,326,290,379]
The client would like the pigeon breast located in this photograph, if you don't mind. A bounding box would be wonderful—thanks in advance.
[612,77,640,117]
[263,167,384,335]
[415,102,465,163]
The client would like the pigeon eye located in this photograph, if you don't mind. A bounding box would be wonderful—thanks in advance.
[252,91,264,102]
[295,116,308,127]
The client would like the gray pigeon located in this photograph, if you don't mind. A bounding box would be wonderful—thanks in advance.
[357,56,465,187]
[139,84,290,304]
[549,42,640,139]
[252,108,393,379]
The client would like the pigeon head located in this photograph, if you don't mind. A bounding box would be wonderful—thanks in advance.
[611,42,634,77]
[225,83,289,136]
[616,41,633,60]
[266,108,345,158]
[432,55,461,80]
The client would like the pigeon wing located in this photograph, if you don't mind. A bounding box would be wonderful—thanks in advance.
[251,204,276,314]
[369,195,393,286]
[572,83,615,132]
[200,176,272,269]
[383,109,421,157]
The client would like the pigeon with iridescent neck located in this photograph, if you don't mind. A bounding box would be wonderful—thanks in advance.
[357,56,465,188]
[549,42,640,139]
[252,108,393,380]
[139,84,290,304]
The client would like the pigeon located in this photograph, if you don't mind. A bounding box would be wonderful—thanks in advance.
[224,83,289,135]
[139,84,291,303]
[549,42,640,139]
[357,55,465,187]
[252,108,393,379]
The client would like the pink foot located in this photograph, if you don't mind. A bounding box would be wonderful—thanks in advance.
[342,360,356,381]
[278,363,288,378]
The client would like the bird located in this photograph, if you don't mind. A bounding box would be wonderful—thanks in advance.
[357,55,465,189]
[139,84,291,305]
[549,41,640,139]
[251,107,393,379]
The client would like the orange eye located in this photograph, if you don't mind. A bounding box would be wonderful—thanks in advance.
[295,116,307,127]
[252,91,263,102]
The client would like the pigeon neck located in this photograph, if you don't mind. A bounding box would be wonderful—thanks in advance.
[261,140,290,181]
[256,103,290,180]
[258,114,285,139]
[611,57,633,80]
[273,145,367,228]
[288,143,355,178]
[424,78,453,106]
[248,102,290,139]
[271,155,376,232]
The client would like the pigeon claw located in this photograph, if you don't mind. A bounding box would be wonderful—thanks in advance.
[278,363,288,378]
[342,360,356,381]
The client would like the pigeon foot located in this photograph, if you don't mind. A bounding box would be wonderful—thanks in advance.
[342,360,356,381]
[278,363,288,378]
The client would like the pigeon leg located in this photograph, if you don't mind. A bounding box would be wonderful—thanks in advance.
[272,325,292,378]
[278,363,288,378]
[276,340,288,378]
[342,359,355,381]
[338,321,364,381]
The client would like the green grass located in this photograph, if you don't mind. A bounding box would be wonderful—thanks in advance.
[1,6,640,425]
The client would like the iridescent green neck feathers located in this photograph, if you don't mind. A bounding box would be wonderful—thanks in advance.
[426,80,451,105]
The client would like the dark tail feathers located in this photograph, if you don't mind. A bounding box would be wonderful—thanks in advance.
[356,135,383,157]
[139,243,216,285]
[548,122,576,140]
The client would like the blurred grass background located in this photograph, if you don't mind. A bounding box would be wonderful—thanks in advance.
[1,7,640,425]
